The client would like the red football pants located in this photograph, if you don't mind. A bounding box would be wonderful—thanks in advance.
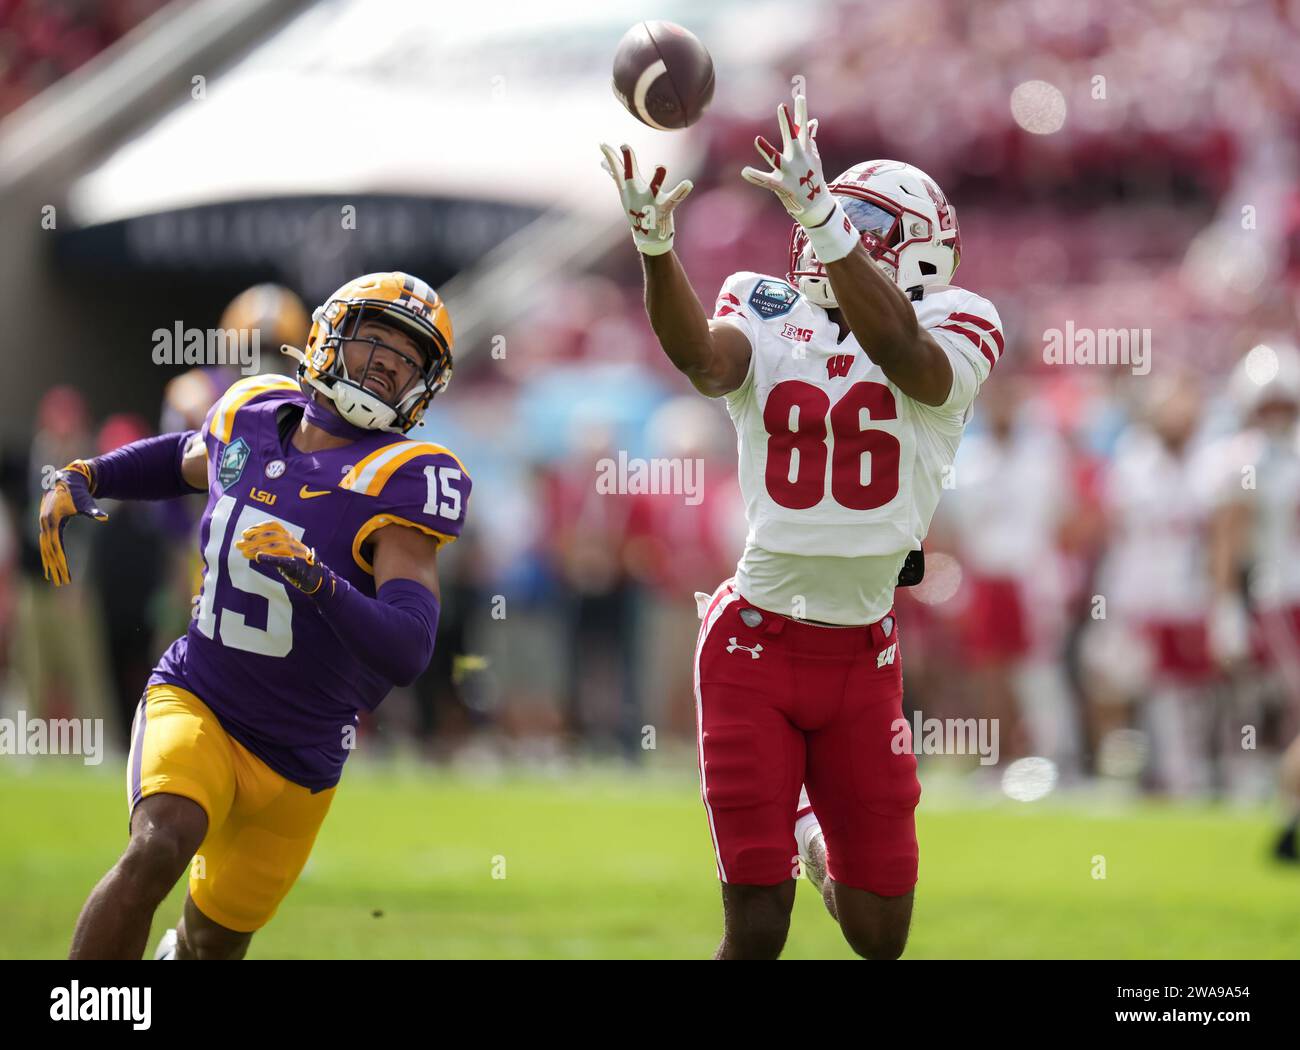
[693,580,921,895]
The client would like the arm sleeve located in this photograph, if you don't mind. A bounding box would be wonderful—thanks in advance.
[315,577,440,693]
[88,431,204,500]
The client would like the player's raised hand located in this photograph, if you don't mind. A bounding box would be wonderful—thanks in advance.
[39,460,108,587]
[599,142,693,256]
[741,94,833,228]
[237,521,332,597]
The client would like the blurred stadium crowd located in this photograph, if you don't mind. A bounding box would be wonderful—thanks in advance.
[1,0,1299,808]
[0,0,169,116]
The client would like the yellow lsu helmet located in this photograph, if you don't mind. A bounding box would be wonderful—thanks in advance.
[287,272,454,434]
[220,284,311,369]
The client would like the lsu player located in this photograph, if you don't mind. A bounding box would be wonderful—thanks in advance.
[42,272,470,959]
[601,96,1002,959]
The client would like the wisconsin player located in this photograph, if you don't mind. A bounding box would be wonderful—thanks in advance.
[602,96,1002,959]
[43,272,471,959]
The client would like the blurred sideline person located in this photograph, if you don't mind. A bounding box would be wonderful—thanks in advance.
[219,283,311,378]
[602,98,1003,959]
[542,420,645,758]
[16,387,113,730]
[629,396,744,742]
[44,273,470,959]
[1206,344,1300,856]
[948,375,1077,771]
[1088,375,1218,796]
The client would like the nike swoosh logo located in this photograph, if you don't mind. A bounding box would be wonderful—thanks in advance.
[299,486,331,499]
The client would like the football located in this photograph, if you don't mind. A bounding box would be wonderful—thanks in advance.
[611,20,715,130]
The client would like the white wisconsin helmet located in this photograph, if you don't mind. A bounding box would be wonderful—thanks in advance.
[789,159,962,307]
[1229,342,1300,420]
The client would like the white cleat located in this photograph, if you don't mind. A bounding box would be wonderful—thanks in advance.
[153,928,177,960]
[795,786,827,888]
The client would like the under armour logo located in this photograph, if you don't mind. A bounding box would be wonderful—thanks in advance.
[726,637,763,659]
[799,169,821,201]
[629,208,652,234]
[877,642,898,668]
[826,354,853,378]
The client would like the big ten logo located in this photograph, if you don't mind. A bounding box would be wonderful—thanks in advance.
[782,323,814,343]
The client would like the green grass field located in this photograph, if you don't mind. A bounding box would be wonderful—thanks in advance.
[2,758,1297,959]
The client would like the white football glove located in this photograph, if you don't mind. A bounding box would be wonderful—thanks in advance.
[599,143,693,256]
[740,94,833,228]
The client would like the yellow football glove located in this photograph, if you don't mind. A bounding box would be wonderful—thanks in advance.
[39,460,108,587]
[236,520,331,596]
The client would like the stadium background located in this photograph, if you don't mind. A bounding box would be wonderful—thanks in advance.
[1,0,1299,958]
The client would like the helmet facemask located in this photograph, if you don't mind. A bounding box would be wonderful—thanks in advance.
[298,302,452,433]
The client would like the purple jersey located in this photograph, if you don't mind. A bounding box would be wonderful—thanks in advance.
[150,375,471,790]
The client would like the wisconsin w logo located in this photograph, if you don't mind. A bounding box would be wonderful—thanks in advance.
[826,354,853,378]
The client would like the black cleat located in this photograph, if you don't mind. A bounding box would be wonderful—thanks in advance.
[1273,822,1299,864]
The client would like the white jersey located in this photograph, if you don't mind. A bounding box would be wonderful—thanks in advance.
[1205,425,1300,609]
[1097,427,1211,620]
[712,271,1002,624]
[948,422,1067,578]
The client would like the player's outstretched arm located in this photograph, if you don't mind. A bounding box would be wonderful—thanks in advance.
[38,430,207,586]
[598,142,750,396]
[237,521,440,689]
[740,94,952,406]
[643,251,752,397]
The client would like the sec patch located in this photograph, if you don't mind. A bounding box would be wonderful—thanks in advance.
[748,279,799,319]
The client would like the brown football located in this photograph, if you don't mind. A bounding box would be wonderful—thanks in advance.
[611,20,714,130]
